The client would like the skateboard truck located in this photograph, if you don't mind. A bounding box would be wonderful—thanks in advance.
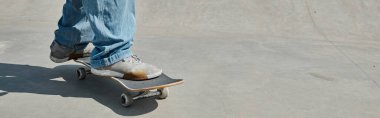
[120,88,169,107]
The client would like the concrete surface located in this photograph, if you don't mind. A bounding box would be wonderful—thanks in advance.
[1,0,380,118]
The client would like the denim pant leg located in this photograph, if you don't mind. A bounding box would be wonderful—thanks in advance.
[54,0,94,51]
[83,0,135,68]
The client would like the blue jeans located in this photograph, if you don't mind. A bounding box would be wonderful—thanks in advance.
[54,0,135,68]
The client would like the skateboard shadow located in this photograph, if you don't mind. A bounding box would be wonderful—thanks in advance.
[0,63,158,116]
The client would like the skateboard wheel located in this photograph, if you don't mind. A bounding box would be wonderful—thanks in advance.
[157,88,169,99]
[77,67,87,80]
[121,93,133,107]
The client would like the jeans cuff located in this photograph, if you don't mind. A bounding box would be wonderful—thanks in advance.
[90,49,133,68]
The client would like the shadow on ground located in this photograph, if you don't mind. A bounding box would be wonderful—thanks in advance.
[0,63,158,116]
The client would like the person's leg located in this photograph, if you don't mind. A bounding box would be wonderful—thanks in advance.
[82,0,162,80]
[83,0,135,68]
[50,0,94,62]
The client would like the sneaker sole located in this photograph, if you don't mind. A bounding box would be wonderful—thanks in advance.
[91,68,163,79]
[50,55,69,63]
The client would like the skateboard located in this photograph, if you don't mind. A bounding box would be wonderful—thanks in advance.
[74,57,184,107]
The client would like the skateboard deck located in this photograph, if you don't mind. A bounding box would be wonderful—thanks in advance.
[74,57,184,92]
[73,57,184,107]
[114,74,183,91]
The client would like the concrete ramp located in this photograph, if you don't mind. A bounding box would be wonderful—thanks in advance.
[0,0,380,118]
[137,0,380,39]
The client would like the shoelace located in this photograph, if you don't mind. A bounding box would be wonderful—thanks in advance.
[121,55,142,63]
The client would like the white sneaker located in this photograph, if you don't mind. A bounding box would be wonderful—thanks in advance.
[91,55,163,81]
